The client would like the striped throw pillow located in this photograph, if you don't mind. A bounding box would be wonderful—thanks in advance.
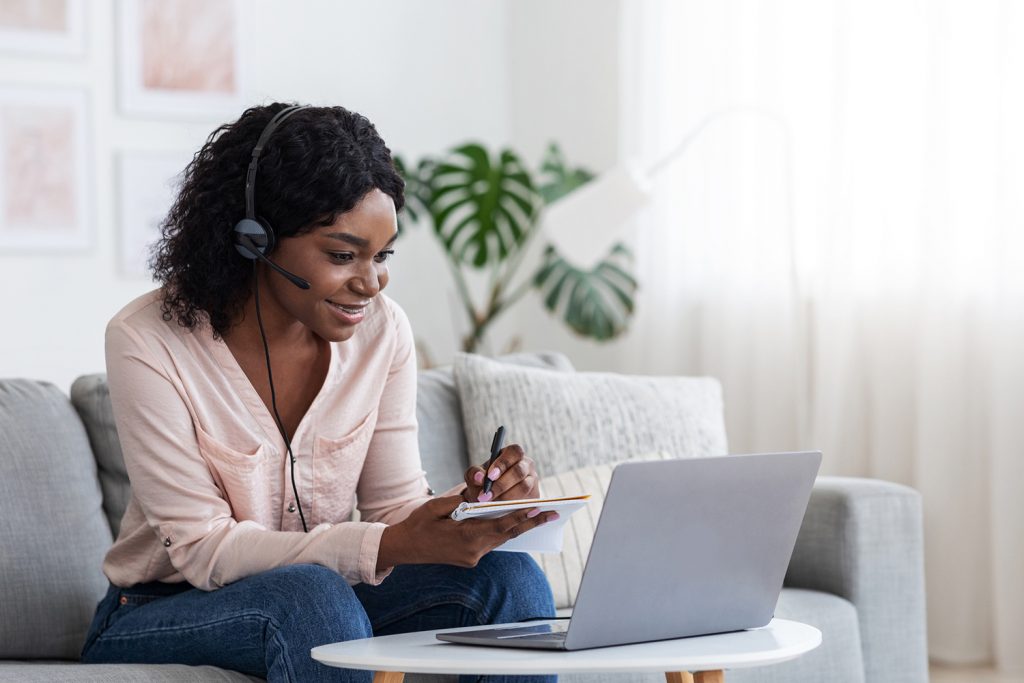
[532,453,671,609]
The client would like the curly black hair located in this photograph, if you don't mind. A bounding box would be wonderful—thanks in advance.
[150,103,405,337]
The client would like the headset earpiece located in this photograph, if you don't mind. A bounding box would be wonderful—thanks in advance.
[233,217,275,259]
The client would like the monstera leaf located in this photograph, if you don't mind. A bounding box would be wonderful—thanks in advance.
[537,143,595,204]
[430,143,539,268]
[392,155,435,232]
[533,243,637,341]
[393,140,640,351]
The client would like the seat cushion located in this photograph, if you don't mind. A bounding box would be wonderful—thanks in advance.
[556,589,865,683]
[0,380,112,659]
[726,588,865,683]
[0,662,261,682]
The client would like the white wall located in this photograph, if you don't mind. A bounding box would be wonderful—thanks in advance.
[506,0,622,171]
[0,0,516,392]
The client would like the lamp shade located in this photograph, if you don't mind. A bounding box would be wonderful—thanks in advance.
[540,161,652,269]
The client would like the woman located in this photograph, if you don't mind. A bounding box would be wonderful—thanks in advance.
[80,103,558,682]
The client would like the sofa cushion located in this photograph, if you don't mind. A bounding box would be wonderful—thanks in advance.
[554,589,865,683]
[70,374,129,537]
[0,380,112,659]
[454,352,728,478]
[416,351,574,491]
[0,662,261,682]
[725,589,866,683]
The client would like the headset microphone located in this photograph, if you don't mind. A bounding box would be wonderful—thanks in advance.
[235,232,311,290]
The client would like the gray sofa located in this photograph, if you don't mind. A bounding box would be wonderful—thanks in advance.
[0,352,928,682]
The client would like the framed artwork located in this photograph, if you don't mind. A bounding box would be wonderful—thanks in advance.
[0,0,86,57]
[117,151,190,278]
[0,86,91,250]
[117,0,245,118]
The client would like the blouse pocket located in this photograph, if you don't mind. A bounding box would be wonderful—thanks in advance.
[311,409,378,524]
[194,425,276,524]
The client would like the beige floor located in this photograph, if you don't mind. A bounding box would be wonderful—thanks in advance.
[930,664,1024,682]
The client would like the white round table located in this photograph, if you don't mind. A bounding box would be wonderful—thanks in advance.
[311,618,821,683]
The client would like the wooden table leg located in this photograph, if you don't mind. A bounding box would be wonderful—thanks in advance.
[373,672,405,683]
[693,672,725,683]
[666,672,725,683]
[665,673,695,683]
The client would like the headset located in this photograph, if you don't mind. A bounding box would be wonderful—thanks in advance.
[233,104,312,290]
[233,104,313,532]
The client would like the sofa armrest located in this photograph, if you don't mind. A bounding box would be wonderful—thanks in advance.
[785,476,928,683]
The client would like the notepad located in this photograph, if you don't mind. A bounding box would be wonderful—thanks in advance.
[450,495,591,553]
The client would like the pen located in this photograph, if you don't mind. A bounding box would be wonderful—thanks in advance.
[481,425,505,496]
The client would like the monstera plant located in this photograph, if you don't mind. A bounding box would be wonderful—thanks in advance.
[394,143,637,354]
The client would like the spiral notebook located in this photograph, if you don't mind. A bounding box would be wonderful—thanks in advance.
[449,495,591,553]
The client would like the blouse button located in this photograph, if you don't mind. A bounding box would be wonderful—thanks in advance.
[288,503,296,513]
[119,596,128,606]
[427,487,435,496]
[163,537,172,547]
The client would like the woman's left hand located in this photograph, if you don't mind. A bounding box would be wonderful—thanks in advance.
[462,444,540,503]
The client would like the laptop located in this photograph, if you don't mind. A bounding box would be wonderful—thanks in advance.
[436,451,821,650]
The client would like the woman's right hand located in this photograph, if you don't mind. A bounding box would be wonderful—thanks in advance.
[375,495,559,571]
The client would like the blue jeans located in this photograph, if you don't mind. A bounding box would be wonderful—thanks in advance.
[81,552,557,682]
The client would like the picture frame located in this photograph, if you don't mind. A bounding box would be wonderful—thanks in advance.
[116,0,245,119]
[0,86,91,250]
[116,151,190,278]
[0,0,86,57]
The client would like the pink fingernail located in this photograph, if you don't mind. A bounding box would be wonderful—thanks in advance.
[489,467,501,480]
[478,491,493,502]
[548,512,560,521]
[474,471,484,484]
[527,508,541,518]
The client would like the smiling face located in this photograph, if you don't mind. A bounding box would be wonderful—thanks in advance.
[259,188,398,342]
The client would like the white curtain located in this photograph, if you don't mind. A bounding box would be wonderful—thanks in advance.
[617,0,1024,671]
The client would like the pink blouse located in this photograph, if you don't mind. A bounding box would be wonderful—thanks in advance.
[102,289,444,591]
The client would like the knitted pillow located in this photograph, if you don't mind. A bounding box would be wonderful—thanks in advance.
[454,352,728,479]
